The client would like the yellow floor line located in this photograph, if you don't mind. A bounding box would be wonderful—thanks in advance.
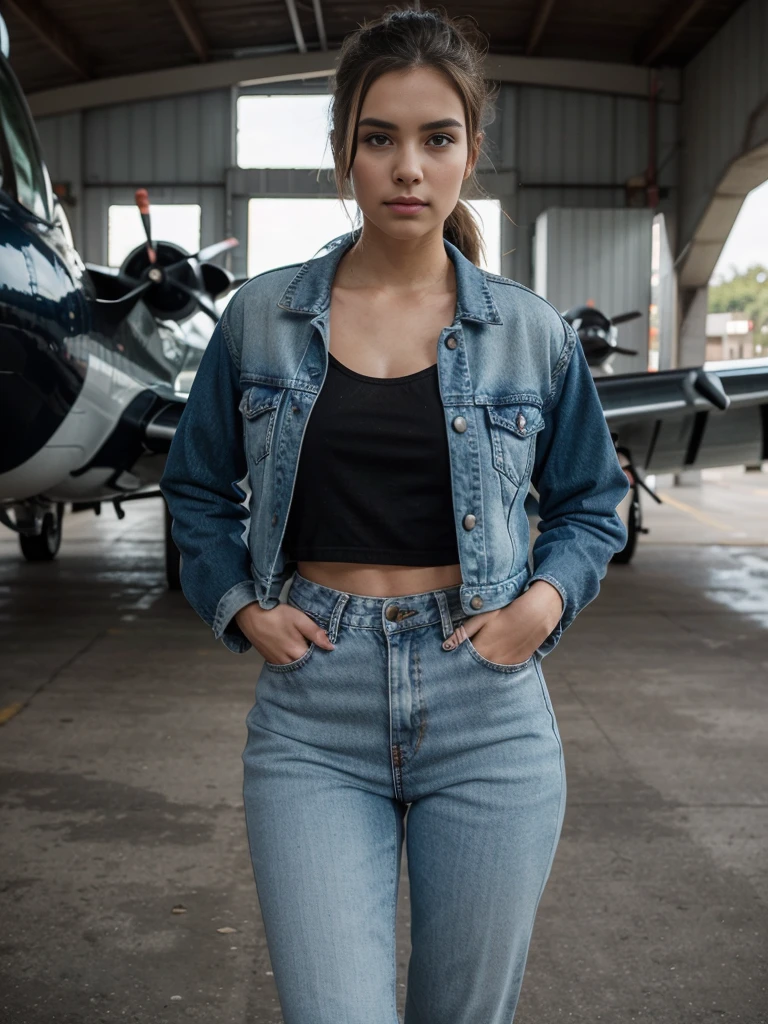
[0,702,25,725]
[656,491,740,533]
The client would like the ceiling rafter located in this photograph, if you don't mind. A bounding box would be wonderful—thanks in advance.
[636,0,708,65]
[311,0,328,51]
[526,0,557,56]
[3,0,89,79]
[284,0,307,54]
[167,0,209,63]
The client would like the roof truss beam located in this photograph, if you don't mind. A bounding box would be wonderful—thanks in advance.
[526,0,557,56]
[636,0,707,66]
[3,0,89,79]
[167,0,209,62]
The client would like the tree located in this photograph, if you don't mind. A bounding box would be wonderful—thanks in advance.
[709,264,768,333]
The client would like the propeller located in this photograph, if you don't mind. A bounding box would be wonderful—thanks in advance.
[87,188,240,325]
[610,310,642,326]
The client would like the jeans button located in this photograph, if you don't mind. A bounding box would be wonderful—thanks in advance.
[385,604,400,621]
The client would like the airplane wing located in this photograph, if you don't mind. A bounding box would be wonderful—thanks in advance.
[595,357,768,473]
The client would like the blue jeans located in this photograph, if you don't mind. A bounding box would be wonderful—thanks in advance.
[241,571,567,1024]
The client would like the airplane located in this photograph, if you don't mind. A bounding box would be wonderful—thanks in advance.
[558,303,767,561]
[0,15,241,588]
[1,12,765,580]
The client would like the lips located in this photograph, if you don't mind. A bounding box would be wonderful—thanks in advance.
[385,199,427,206]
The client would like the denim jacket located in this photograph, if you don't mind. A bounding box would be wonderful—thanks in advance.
[159,226,630,655]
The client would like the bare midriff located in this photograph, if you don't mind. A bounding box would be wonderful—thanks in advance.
[295,561,463,597]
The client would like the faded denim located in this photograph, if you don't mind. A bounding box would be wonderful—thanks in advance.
[241,570,567,1024]
[159,225,630,654]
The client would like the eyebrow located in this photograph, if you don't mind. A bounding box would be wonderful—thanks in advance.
[357,117,464,131]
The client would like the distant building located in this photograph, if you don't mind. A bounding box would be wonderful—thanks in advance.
[705,312,757,361]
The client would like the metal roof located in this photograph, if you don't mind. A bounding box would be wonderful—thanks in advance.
[3,0,747,97]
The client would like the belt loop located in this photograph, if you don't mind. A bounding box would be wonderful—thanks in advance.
[326,592,350,644]
[434,590,455,640]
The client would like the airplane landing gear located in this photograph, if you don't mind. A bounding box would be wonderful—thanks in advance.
[1,500,66,561]
[611,445,659,565]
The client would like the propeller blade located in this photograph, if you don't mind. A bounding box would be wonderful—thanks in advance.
[135,188,156,265]
[196,237,239,262]
[91,279,152,327]
[612,345,639,356]
[610,310,642,325]
[173,279,220,323]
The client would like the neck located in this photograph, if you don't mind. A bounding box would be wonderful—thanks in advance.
[337,221,454,298]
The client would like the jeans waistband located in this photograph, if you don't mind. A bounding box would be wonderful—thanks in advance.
[286,571,466,641]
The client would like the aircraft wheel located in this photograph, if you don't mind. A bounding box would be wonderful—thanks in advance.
[164,499,182,590]
[19,502,64,561]
[611,489,640,565]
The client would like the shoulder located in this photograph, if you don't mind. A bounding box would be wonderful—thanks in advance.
[482,269,578,384]
[219,261,304,364]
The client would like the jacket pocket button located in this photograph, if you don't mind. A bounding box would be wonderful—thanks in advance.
[516,411,527,431]
[469,594,484,609]
[452,415,468,433]
[463,513,477,530]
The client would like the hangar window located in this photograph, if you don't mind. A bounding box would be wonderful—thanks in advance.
[237,95,334,169]
[247,197,501,278]
[108,203,201,267]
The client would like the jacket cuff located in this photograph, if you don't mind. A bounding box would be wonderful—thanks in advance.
[525,573,567,656]
[213,579,259,654]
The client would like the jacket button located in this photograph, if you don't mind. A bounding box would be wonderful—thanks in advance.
[452,415,468,433]
[463,513,476,530]
[271,513,278,525]
[516,411,526,431]
[385,604,400,621]
[469,595,484,609]
[445,336,457,349]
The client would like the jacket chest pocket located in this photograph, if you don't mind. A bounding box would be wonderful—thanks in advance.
[239,385,284,465]
[485,401,546,484]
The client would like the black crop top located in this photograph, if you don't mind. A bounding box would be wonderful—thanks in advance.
[282,350,461,566]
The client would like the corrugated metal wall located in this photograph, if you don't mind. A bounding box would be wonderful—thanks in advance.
[533,207,654,374]
[680,0,768,253]
[35,80,678,291]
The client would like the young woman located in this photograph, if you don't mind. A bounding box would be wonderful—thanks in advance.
[160,7,630,1022]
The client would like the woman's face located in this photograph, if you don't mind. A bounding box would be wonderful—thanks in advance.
[349,66,481,240]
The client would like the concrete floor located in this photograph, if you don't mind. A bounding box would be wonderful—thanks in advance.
[1,466,766,1023]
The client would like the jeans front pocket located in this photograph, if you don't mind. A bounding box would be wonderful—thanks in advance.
[461,634,536,674]
[263,641,317,673]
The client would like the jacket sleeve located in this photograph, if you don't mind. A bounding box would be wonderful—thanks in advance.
[159,310,258,654]
[525,321,630,656]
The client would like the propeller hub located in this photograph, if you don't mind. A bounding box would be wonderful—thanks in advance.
[147,267,164,283]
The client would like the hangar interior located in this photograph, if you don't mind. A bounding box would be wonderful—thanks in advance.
[13,0,767,375]
[1,1,767,1022]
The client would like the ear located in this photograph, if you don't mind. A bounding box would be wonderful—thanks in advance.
[464,130,484,179]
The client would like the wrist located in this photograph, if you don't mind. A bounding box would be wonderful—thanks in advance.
[525,579,564,629]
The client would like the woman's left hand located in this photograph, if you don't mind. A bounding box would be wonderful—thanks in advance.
[442,580,564,665]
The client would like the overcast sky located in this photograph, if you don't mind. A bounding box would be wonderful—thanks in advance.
[710,179,768,284]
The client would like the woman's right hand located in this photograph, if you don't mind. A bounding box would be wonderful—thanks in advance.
[234,601,335,665]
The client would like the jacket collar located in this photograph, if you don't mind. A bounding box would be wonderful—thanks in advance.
[276,225,503,325]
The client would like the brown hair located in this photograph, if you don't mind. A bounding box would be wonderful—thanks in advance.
[328,4,499,267]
